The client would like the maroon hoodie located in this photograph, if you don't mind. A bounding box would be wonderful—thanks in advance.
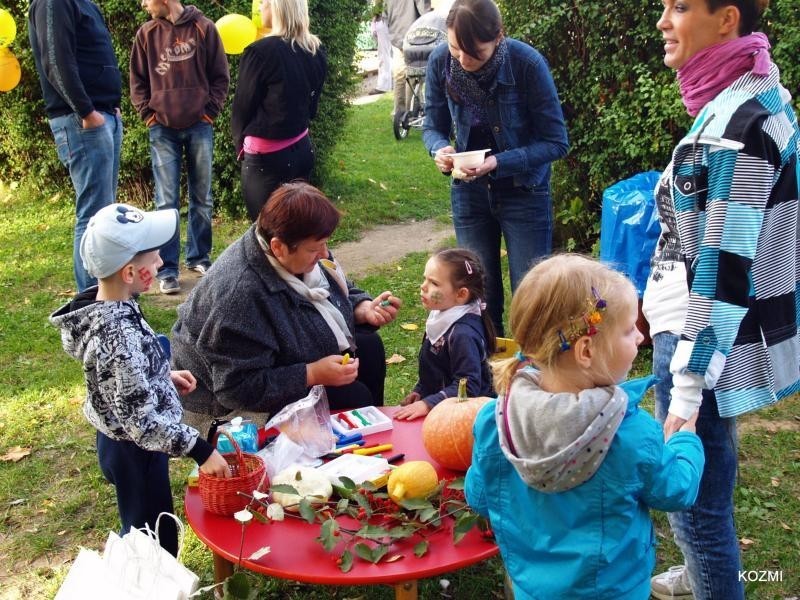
[130,5,229,129]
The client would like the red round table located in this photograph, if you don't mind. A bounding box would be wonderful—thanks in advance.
[185,406,498,599]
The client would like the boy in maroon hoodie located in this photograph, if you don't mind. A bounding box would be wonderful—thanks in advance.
[130,1,229,295]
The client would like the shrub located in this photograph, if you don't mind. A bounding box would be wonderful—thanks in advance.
[0,0,366,215]
[499,0,799,251]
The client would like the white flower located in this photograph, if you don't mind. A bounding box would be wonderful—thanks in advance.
[234,508,253,524]
[252,490,268,500]
[266,503,285,521]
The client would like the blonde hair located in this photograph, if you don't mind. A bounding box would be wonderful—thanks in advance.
[271,0,321,55]
[493,254,637,394]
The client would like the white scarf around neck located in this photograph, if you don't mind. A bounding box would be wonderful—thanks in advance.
[266,253,354,352]
[425,300,482,346]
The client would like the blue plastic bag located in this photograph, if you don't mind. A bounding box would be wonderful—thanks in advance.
[599,171,662,296]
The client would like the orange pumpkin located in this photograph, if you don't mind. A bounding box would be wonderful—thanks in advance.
[422,395,491,471]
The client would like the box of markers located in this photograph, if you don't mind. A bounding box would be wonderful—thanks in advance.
[331,405,393,437]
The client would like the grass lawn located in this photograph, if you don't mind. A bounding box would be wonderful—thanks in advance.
[1,94,798,599]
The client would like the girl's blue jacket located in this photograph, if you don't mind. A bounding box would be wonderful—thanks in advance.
[465,377,704,599]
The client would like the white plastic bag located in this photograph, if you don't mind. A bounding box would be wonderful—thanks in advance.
[264,385,336,458]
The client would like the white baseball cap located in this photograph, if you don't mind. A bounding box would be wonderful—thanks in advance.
[80,204,179,279]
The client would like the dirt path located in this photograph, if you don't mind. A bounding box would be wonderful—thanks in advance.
[145,218,454,309]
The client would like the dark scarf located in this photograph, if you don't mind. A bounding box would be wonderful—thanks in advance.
[446,37,509,126]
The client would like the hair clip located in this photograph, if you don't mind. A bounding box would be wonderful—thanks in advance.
[557,288,607,352]
[464,260,473,275]
[557,330,570,352]
[514,350,527,362]
[479,300,487,311]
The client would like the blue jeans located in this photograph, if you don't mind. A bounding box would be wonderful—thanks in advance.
[148,122,214,279]
[450,179,552,334]
[49,111,122,291]
[652,332,743,600]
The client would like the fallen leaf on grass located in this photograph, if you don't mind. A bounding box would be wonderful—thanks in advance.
[400,323,418,331]
[771,476,781,487]
[780,521,792,531]
[379,182,387,190]
[8,499,25,507]
[386,353,406,365]
[1,446,31,462]
[57,530,67,536]
[500,249,508,258]
[740,537,755,550]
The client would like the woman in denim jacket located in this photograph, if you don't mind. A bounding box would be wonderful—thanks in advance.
[423,0,568,334]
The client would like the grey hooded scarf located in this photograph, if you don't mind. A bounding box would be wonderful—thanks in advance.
[496,369,627,492]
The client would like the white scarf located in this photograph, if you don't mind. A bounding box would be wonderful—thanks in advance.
[425,300,482,346]
[265,253,354,352]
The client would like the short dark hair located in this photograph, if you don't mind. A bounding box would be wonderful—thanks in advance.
[446,0,503,60]
[706,0,768,35]
[256,181,340,251]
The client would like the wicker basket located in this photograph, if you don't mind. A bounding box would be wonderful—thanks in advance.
[198,430,267,516]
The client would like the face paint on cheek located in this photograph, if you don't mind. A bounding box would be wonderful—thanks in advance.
[430,291,443,304]
[137,267,153,288]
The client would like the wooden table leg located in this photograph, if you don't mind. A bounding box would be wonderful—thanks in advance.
[213,551,234,583]
[394,579,418,600]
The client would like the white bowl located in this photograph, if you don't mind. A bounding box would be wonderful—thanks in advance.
[442,149,491,170]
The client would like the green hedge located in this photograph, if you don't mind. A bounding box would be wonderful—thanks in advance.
[499,0,800,251]
[0,0,367,215]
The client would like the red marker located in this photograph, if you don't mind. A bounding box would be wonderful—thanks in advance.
[338,412,357,429]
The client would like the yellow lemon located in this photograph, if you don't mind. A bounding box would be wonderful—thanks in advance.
[387,461,439,503]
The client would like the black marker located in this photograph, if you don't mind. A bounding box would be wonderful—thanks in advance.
[386,453,405,464]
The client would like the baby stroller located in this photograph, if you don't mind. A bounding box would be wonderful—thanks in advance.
[393,11,447,140]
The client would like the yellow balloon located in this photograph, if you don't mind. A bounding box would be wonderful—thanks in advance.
[215,14,257,55]
[0,9,16,48]
[0,47,21,92]
[251,0,261,29]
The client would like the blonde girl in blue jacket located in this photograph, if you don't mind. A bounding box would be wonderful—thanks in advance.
[465,255,705,599]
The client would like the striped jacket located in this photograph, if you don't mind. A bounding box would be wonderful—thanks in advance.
[666,63,800,418]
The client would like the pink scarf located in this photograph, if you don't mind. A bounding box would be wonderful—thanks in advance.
[677,32,771,116]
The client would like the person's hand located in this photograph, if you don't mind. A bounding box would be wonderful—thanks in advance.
[394,400,431,420]
[678,410,699,434]
[170,370,197,395]
[81,110,105,129]
[306,355,359,387]
[199,450,231,478]
[461,155,498,183]
[400,391,421,406]
[663,412,689,440]
[434,146,455,174]
[354,291,401,327]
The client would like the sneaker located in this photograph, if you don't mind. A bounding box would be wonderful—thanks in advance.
[188,261,211,276]
[159,277,180,295]
[651,565,693,600]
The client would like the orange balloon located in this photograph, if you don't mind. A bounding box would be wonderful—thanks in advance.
[0,47,21,92]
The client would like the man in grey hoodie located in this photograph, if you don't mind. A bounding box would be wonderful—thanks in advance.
[130,0,229,295]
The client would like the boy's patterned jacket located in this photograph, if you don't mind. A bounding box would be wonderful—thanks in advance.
[663,63,800,418]
[49,288,212,463]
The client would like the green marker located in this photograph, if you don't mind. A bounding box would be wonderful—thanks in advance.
[351,408,370,426]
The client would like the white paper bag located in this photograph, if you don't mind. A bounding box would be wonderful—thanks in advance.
[56,513,198,600]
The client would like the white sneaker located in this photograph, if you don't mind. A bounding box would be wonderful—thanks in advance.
[651,565,694,599]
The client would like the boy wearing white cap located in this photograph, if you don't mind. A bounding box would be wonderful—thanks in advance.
[49,203,229,556]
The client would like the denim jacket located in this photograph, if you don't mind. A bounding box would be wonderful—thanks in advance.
[423,38,568,189]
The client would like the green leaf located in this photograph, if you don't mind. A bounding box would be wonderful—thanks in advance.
[250,510,268,524]
[445,477,465,490]
[270,484,300,495]
[331,484,353,499]
[335,497,350,514]
[398,498,433,510]
[387,525,417,539]
[319,518,340,552]
[356,524,390,540]
[338,475,357,489]
[413,540,429,558]
[339,549,354,573]
[298,498,317,523]
[222,571,256,599]
[418,507,439,523]
[453,512,480,544]
[354,542,387,563]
